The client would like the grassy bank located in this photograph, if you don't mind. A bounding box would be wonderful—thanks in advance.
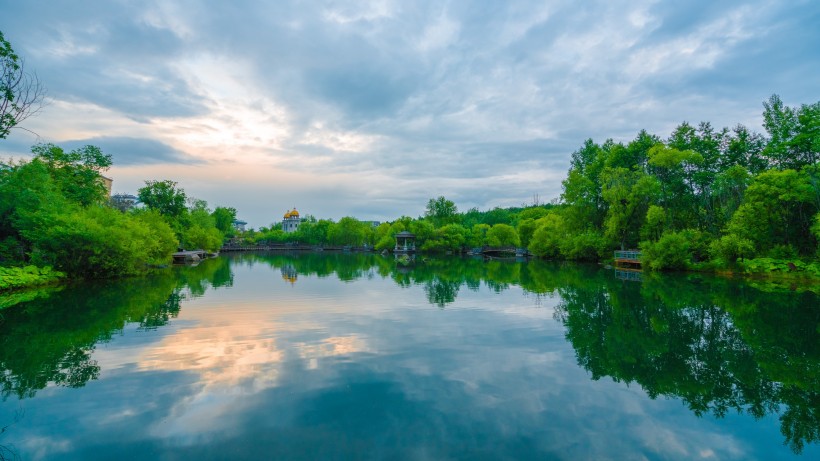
[0,265,65,293]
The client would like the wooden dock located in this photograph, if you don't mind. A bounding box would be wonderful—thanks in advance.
[614,250,642,269]
[172,250,209,264]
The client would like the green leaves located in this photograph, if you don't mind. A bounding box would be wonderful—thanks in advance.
[0,265,64,291]
[485,223,519,247]
[762,94,820,170]
[424,196,458,227]
[138,180,188,217]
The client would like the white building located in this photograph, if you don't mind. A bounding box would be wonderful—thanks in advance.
[282,208,301,233]
[232,219,247,232]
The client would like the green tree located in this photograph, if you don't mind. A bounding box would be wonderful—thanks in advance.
[725,169,818,256]
[485,223,520,247]
[138,180,188,218]
[723,124,768,174]
[21,205,177,277]
[422,224,468,252]
[328,217,369,246]
[647,144,703,229]
[528,214,566,258]
[31,143,112,206]
[762,94,820,170]
[640,205,666,241]
[467,223,490,248]
[409,220,435,248]
[211,206,237,237]
[516,218,538,248]
[561,139,608,231]
[425,196,458,226]
[709,234,755,264]
[601,167,659,250]
[0,30,46,139]
[640,230,691,270]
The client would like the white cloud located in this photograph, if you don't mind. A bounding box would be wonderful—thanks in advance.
[1,0,817,227]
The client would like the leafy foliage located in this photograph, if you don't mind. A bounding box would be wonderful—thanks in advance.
[0,265,64,291]
[640,231,691,271]
[550,94,820,271]
[138,180,187,218]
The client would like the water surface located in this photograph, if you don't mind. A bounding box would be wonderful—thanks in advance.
[1,253,818,460]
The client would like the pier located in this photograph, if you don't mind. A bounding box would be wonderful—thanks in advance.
[172,250,210,264]
[614,250,642,270]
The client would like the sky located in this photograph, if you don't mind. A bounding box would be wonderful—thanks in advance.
[1,0,818,228]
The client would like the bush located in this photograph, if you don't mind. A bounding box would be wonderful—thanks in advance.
[710,234,755,264]
[486,224,520,247]
[421,224,468,253]
[767,244,798,259]
[0,265,65,291]
[640,231,691,271]
[183,225,223,252]
[528,215,565,258]
[22,206,178,278]
[740,258,820,277]
[559,231,606,261]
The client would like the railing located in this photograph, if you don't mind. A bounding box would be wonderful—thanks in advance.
[615,269,643,282]
[614,250,641,261]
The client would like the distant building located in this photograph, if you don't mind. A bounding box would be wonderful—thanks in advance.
[394,231,416,253]
[110,193,139,212]
[233,219,247,232]
[101,176,113,197]
[361,221,381,228]
[282,208,301,233]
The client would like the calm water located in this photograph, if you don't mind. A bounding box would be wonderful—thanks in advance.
[0,253,818,460]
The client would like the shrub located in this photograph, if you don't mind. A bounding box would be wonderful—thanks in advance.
[486,224,520,247]
[640,231,691,271]
[22,206,178,278]
[559,231,606,261]
[710,234,755,264]
[528,215,565,258]
[0,265,65,291]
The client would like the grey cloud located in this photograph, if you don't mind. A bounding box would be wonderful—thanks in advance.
[1,0,818,226]
[62,137,201,166]
[2,2,206,119]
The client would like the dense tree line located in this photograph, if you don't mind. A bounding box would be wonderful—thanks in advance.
[244,196,543,253]
[322,95,818,274]
[534,94,819,272]
[0,143,237,280]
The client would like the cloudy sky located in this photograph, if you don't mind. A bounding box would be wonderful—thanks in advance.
[1,0,818,228]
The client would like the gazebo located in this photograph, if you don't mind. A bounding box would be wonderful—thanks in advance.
[394,231,416,253]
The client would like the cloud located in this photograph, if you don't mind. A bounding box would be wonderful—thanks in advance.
[62,137,201,166]
[0,0,818,226]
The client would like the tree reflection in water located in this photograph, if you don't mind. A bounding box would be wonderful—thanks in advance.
[0,256,233,400]
[0,252,817,452]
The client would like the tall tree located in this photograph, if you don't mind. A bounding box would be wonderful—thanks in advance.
[211,206,237,236]
[763,94,819,170]
[30,143,112,207]
[0,30,46,139]
[137,180,187,218]
[425,196,458,226]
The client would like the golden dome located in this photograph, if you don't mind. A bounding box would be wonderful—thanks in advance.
[283,208,299,219]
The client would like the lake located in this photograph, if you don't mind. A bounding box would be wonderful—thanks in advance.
[1,253,818,460]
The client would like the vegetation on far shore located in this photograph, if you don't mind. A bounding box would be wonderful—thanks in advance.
[244,94,819,279]
[2,94,818,291]
[1,30,819,289]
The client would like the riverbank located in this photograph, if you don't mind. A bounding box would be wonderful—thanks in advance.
[0,265,65,294]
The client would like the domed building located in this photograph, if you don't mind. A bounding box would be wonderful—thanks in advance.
[282,208,301,233]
